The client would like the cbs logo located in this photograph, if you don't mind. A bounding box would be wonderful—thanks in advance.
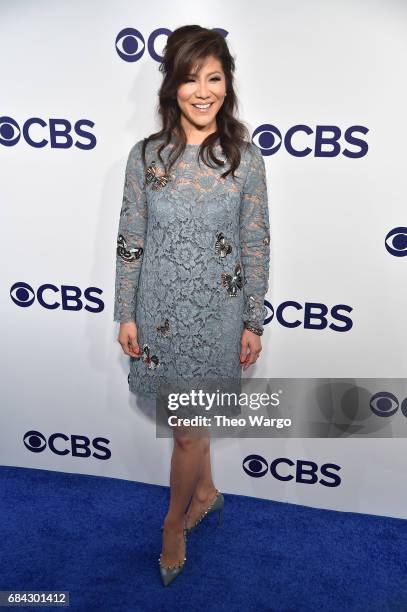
[0,116,96,149]
[116,27,227,63]
[384,227,407,257]
[253,123,368,158]
[370,392,407,418]
[24,430,111,460]
[10,282,103,313]
[243,454,341,487]
[264,298,353,332]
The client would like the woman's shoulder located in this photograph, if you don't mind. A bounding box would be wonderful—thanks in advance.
[125,137,164,170]
[240,140,262,161]
[236,141,264,182]
[129,137,153,156]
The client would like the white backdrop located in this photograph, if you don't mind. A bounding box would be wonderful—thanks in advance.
[1,0,407,519]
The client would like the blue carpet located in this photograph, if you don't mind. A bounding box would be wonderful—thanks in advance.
[1,465,406,612]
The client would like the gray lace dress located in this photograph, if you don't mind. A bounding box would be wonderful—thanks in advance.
[113,134,270,397]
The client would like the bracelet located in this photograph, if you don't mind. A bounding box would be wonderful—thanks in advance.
[244,321,263,336]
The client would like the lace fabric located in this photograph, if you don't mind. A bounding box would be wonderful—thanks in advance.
[113,136,270,396]
[113,140,148,323]
[239,144,271,331]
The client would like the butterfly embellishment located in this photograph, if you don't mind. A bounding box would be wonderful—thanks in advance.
[246,295,268,320]
[117,234,143,262]
[215,232,232,258]
[221,262,245,297]
[247,295,256,312]
[156,319,171,337]
[145,160,170,190]
[141,344,160,370]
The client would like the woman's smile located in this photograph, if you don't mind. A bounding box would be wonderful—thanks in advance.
[191,102,214,113]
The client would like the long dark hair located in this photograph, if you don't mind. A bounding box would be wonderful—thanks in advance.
[141,25,251,180]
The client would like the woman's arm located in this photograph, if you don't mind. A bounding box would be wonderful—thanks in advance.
[113,140,148,323]
[239,143,271,336]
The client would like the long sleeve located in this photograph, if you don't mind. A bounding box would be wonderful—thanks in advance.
[113,140,148,323]
[239,144,271,334]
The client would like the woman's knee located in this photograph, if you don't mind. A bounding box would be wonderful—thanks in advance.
[173,433,206,453]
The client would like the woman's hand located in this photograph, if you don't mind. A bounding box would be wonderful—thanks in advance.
[240,328,262,371]
[117,321,141,359]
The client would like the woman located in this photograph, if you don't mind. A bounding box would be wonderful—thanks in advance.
[114,25,270,586]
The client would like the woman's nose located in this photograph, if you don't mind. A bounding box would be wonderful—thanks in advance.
[196,82,209,97]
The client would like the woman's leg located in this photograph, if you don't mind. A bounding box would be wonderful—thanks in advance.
[160,430,207,566]
[185,436,218,531]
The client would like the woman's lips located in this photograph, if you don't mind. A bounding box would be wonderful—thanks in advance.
[191,103,213,113]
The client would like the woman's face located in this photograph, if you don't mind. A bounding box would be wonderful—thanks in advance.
[176,55,226,136]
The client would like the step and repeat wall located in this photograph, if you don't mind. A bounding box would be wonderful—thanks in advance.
[2,1,407,519]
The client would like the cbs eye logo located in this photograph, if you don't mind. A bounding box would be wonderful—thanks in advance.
[23,430,111,460]
[263,299,273,326]
[370,392,407,418]
[385,227,407,257]
[115,27,228,63]
[252,123,368,158]
[242,454,341,487]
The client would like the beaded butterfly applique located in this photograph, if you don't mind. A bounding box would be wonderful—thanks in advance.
[247,295,268,320]
[156,319,171,337]
[221,262,245,297]
[215,232,232,258]
[145,160,171,190]
[141,344,160,369]
[117,234,143,262]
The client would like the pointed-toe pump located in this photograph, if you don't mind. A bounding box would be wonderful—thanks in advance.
[158,525,187,587]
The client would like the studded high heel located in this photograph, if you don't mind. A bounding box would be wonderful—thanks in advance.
[185,488,224,534]
[158,521,187,587]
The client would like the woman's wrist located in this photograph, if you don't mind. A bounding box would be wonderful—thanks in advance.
[243,321,263,336]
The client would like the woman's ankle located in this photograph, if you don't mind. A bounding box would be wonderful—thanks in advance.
[163,514,186,531]
[192,485,217,504]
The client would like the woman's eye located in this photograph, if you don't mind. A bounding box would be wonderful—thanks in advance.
[184,77,222,83]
